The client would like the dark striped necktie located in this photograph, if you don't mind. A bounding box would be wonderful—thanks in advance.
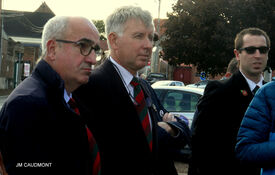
[252,85,260,95]
[130,77,152,152]
[68,98,101,175]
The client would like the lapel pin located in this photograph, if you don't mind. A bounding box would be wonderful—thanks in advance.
[240,90,248,96]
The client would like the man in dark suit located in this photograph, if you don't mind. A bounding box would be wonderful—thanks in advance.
[0,16,100,175]
[75,6,190,175]
[189,27,270,175]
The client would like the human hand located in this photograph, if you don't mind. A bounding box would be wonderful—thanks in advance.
[158,113,178,136]
[162,113,177,122]
[158,122,177,136]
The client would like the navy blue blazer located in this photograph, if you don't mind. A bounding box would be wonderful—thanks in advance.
[140,78,191,174]
[189,70,262,175]
[75,59,190,175]
[0,60,91,175]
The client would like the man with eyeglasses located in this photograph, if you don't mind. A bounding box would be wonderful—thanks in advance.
[0,16,100,175]
[189,27,270,175]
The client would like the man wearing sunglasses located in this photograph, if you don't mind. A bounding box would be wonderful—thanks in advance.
[189,27,270,175]
[0,16,100,175]
[236,46,275,175]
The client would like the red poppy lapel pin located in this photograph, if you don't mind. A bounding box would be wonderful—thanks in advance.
[240,90,248,96]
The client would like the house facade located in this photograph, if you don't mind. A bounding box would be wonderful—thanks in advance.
[0,2,55,89]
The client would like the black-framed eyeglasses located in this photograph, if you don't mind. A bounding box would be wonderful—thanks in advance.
[238,46,270,54]
[56,38,101,56]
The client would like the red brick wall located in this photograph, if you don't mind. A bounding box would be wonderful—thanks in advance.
[22,46,40,72]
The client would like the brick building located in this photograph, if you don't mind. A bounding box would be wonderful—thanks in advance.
[0,2,55,89]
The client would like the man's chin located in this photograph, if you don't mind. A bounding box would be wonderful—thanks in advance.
[137,64,146,70]
[253,66,265,72]
[139,60,149,66]
[79,76,89,85]
[251,69,263,76]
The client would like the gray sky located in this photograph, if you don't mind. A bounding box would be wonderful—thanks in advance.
[3,0,176,20]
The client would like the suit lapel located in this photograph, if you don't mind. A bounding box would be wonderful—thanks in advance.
[139,80,159,153]
[230,72,254,123]
[103,59,133,103]
[233,71,253,99]
[104,59,158,154]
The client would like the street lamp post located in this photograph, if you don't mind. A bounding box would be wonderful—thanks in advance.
[152,0,161,73]
[0,0,2,73]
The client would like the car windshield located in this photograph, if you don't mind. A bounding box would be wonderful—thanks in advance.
[154,89,201,112]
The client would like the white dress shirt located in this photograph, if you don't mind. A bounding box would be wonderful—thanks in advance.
[240,71,264,92]
[64,89,72,107]
[109,57,136,98]
[109,57,152,129]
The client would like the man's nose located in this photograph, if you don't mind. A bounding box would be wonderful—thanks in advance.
[85,51,97,65]
[254,49,262,57]
[144,37,153,49]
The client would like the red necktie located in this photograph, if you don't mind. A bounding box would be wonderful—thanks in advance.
[68,98,101,175]
[130,77,152,151]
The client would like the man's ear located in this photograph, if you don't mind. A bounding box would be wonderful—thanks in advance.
[46,40,57,61]
[108,32,119,49]
[234,49,240,61]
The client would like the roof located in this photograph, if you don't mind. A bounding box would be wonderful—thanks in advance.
[151,80,185,87]
[9,36,41,47]
[152,86,204,95]
[3,10,55,39]
[35,2,55,14]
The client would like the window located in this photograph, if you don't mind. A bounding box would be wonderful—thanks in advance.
[163,90,200,112]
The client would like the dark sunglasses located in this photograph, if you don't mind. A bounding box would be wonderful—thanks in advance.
[56,38,101,56]
[238,46,270,54]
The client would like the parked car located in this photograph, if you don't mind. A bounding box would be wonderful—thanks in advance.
[151,80,185,88]
[186,80,210,89]
[152,86,204,160]
[153,86,204,128]
[146,73,166,84]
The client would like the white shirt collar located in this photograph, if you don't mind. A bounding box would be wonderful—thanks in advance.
[64,89,72,103]
[240,71,264,92]
[109,57,137,86]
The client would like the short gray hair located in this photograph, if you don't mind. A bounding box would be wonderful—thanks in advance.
[41,16,69,58]
[105,6,154,47]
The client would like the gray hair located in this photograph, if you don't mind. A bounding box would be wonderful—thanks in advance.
[41,16,69,58]
[105,6,154,48]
